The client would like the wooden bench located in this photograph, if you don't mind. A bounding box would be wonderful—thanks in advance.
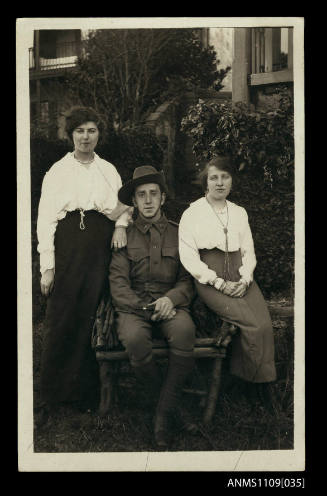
[93,299,294,424]
[93,297,238,424]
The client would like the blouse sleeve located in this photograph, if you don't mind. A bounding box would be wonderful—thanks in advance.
[238,209,257,284]
[114,204,134,227]
[178,210,223,286]
[36,170,58,275]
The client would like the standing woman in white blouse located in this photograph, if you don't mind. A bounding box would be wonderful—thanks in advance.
[37,107,131,417]
[179,156,276,386]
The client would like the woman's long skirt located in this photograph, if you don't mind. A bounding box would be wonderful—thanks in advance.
[40,210,115,406]
[195,248,276,383]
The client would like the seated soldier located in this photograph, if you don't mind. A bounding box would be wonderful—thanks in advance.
[109,166,196,449]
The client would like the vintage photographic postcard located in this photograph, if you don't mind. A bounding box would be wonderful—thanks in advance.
[17,16,305,474]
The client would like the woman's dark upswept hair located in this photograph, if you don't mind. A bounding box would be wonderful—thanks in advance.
[65,106,105,142]
[199,155,236,192]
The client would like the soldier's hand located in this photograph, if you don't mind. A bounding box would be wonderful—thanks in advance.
[161,309,177,321]
[150,296,174,321]
[166,309,177,320]
[40,268,54,297]
[111,226,127,251]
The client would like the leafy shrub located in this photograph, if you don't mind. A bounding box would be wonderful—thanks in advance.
[181,86,294,183]
[180,86,294,297]
[229,178,294,297]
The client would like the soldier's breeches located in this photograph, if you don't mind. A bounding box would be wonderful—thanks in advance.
[116,309,196,366]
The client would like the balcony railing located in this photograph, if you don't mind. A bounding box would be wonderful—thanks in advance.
[29,41,80,71]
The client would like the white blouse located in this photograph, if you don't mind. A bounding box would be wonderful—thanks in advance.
[37,152,132,275]
[178,197,257,286]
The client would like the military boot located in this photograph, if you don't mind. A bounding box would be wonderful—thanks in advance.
[154,353,195,450]
[133,358,162,411]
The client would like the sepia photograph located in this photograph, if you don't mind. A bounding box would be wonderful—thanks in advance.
[17,17,305,473]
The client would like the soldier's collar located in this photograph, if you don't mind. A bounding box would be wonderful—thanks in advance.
[135,214,168,234]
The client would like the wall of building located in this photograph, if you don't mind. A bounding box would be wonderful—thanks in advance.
[208,28,233,91]
[30,77,79,139]
[251,83,293,110]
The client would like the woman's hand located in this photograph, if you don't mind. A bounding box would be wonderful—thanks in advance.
[111,226,127,251]
[221,281,239,296]
[221,280,247,298]
[40,268,54,297]
[229,280,248,298]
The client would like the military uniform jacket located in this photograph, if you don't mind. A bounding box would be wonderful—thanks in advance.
[109,214,194,319]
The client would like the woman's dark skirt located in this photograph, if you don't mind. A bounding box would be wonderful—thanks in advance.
[195,248,276,383]
[40,210,115,406]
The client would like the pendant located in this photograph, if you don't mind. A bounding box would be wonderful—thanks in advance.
[224,227,228,234]
[79,209,86,230]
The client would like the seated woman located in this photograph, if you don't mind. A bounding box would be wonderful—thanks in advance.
[178,156,276,391]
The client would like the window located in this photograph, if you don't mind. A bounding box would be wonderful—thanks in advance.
[39,30,57,59]
[249,27,293,86]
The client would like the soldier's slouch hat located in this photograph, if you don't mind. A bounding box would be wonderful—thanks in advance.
[118,166,167,206]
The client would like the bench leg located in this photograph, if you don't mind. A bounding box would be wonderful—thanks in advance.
[98,361,118,417]
[203,357,223,424]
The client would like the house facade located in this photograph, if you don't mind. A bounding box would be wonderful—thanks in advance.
[29,27,234,139]
[198,27,233,91]
[29,29,87,138]
[232,27,293,108]
[29,26,293,138]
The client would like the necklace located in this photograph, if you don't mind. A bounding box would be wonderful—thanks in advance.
[74,153,95,165]
[213,206,228,232]
[214,205,227,214]
[211,200,229,233]
[73,154,96,230]
[207,197,231,281]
